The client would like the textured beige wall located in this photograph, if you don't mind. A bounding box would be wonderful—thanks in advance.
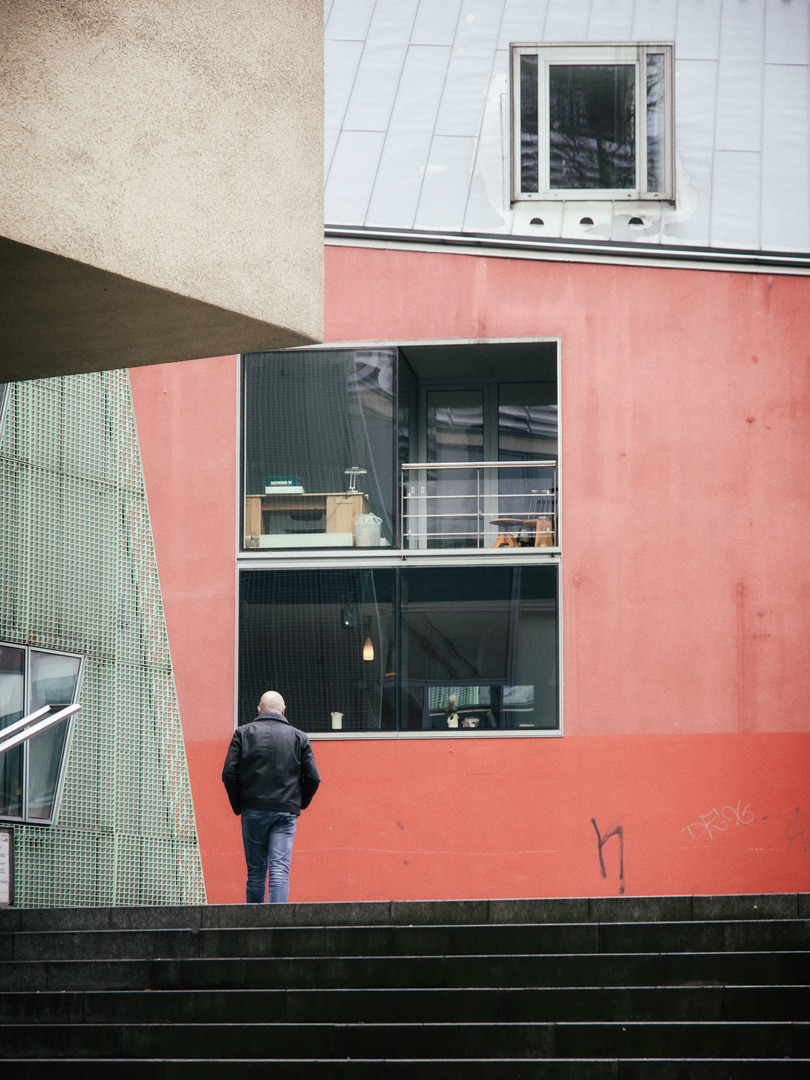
[1,0,323,380]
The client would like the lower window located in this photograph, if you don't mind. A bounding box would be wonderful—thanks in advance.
[238,565,559,735]
[0,644,83,823]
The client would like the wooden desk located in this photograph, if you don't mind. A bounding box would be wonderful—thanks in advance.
[245,492,369,547]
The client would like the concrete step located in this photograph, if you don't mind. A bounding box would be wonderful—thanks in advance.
[1,949,807,992]
[2,1060,810,1080]
[3,919,808,963]
[0,895,806,1074]
[2,1020,808,1060]
[2,984,808,1024]
[1,893,807,933]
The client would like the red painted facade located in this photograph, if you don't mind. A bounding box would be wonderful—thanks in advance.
[130,246,810,903]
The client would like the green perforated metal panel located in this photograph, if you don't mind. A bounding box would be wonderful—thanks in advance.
[0,371,205,907]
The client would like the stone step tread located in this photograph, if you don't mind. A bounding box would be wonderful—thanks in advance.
[2,951,807,992]
[2,984,809,1024]
[1,1020,808,1059]
[2,1059,808,1079]
[1,892,807,932]
[3,920,809,963]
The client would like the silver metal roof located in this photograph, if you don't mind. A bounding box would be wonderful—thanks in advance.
[325,0,810,253]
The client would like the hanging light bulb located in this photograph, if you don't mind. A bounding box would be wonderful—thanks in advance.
[363,636,374,661]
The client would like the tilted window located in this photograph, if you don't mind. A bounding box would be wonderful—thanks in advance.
[0,644,83,824]
[512,43,674,202]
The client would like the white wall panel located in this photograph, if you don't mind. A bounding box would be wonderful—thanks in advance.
[367,0,420,43]
[412,0,464,45]
[676,0,722,60]
[710,150,762,249]
[632,0,678,42]
[764,0,809,65]
[719,0,765,63]
[544,0,591,42]
[325,39,364,177]
[326,0,377,40]
[325,130,386,225]
[716,60,764,152]
[415,135,478,231]
[761,62,810,250]
[589,0,635,42]
[344,41,409,131]
[498,0,549,49]
[366,45,452,227]
[435,0,504,138]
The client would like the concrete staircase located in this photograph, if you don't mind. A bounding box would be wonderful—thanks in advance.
[0,893,808,1077]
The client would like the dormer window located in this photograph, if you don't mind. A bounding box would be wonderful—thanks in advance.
[511,43,674,202]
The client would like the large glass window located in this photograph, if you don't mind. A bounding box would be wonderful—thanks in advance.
[512,44,674,201]
[243,349,396,550]
[238,565,558,735]
[0,644,82,823]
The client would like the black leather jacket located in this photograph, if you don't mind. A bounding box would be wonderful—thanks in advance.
[221,710,321,816]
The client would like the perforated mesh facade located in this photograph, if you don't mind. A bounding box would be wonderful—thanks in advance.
[0,371,205,907]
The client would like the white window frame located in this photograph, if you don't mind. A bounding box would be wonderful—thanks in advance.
[511,43,675,203]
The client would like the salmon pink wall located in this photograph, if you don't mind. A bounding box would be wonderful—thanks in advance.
[130,247,810,902]
[191,732,810,903]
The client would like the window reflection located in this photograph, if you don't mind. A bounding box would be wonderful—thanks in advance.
[0,645,82,824]
[549,64,636,190]
[27,651,82,821]
[239,565,559,734]
[243,350,396,550]
[0,645,24,818]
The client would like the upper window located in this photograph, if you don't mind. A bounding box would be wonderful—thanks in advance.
[241,343,559,554]
[512,44,674,202]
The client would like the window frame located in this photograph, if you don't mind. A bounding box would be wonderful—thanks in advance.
[510,42,675,203]
[0,643,84,826]
[235,338,563,739]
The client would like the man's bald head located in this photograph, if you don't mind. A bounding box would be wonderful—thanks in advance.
[258,690,285,715]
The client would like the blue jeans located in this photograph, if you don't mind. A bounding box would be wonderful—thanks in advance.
[241,808,298,903]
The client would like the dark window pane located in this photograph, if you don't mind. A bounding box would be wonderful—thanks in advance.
[0,644,24,818]
[549,64,635,189]
[520,54,539,192]
[646,53,666,192]
[239,566,559,734]
[239,569,396,733]
[27,650,81,821]
[243,350,396,550]
[399,565,558,730]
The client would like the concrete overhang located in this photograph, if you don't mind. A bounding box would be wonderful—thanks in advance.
[1,1,324,382]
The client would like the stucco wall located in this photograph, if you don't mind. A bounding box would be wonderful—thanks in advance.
[1,1,323,379]
[130,246,810,902]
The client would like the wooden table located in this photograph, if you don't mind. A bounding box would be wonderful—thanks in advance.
[490,516,554,548]
[245,492,369,547]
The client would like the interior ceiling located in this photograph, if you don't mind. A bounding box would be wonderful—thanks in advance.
[399,341,558,381]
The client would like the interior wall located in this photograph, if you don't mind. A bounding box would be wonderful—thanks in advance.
[131,247,810,902]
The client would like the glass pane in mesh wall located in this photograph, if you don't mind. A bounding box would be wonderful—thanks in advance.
[27,650,82,821]
[243,350,396,549]
[549,64,635,189]
[239,569,396,733]
[0,644,24,817]
[239,566,558,734]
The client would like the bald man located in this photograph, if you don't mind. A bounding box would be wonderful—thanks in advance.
[222,691,320,903]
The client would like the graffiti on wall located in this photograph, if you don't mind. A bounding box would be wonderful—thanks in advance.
[786,808,807,853]
[681,800,754,844]
[591,818,624,895]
